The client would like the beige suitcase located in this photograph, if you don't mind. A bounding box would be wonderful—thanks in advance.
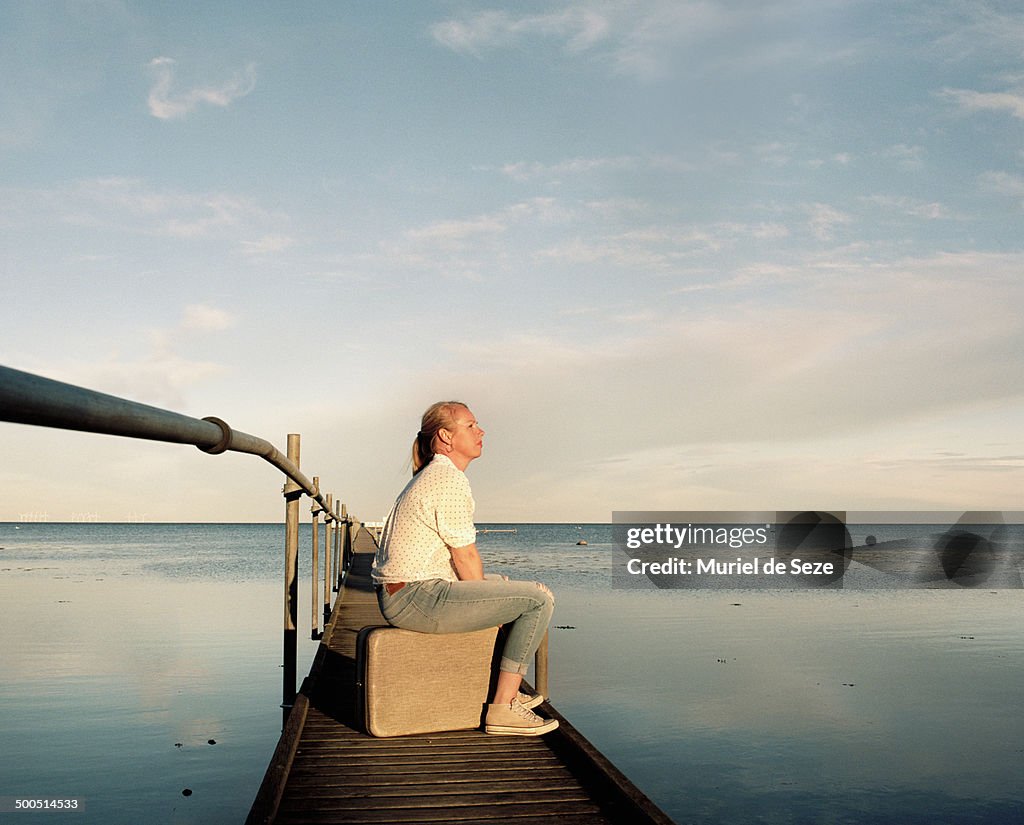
[355,625,500,737]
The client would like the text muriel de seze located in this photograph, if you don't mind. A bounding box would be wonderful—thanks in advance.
[626,555,835,577]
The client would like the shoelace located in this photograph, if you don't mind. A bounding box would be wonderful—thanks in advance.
[509,699,541,722]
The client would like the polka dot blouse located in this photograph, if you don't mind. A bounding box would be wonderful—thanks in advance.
[372,453,477,584]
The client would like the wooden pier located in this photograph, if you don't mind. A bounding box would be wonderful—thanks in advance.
[247,528,676,825]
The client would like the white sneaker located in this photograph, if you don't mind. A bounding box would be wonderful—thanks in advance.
[485,698,559,736]
[517,691,544,710]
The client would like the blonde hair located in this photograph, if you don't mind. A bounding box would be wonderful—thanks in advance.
[412,401,468,475]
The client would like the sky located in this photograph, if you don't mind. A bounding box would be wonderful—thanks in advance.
[2,0,1023,523]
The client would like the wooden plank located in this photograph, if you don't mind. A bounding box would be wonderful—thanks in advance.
[276,815,608,825]
[293,740,552,756]
[274,799,607,824]
[287,763,569,780]
[281,788,594,809]
[284,771,578,790]
[245,690,310,825]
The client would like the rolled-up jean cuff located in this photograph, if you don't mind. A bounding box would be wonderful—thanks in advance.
[500,656,531,676]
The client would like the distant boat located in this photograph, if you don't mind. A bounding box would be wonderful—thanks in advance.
[478,528,517,534]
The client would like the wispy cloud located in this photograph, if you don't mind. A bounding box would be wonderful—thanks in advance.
[361,198,578,280]
[938,85,1024,120]
[238,234,296,256]
[538,220,790,270]
[860,195,953,220]
[147,57,257,120]
[979,171,1024,207]
[3,177,284,246]
[36,304,237,409]
[430,1,857,81]
[404,215,508,244]
[429,2,719,79]
[806,203,852,241]
[498,154,697,182]
[500,155,639,182]
[879,143,925,170]
[429,7,610,58]
[181,304,236,332]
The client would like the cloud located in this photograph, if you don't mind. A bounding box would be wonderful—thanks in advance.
[181,304,235,332]
[2,177,284,245]
[500,155,640,182]
[429,7,610,57]
[879,143,925,170]
[806,203,852,240]
[497,154,698,183]
[405,215,508,244]
[147,57,257,120]
[39,351,225,411]
[860,195,953,220]
[430,2,718,79]
[938,86,1024,120]
[979,170,1024,204]
[362,198,579,279]
[608,0,729,79]
[429,1,855,81]
[537,220,790,270]
[238,233,296,256]
[25,304,237,410]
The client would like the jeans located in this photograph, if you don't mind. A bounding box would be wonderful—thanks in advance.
[378,574,555,675]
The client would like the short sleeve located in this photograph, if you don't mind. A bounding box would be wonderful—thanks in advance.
[434,469,476,548]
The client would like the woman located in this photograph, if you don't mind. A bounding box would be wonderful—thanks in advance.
[371,401,558,736]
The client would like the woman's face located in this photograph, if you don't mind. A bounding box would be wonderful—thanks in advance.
[442,406,485,469]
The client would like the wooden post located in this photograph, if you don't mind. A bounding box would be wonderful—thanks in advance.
[282,434,302,725]
[535,630,549,699]
[323,493,334,626]
[310,476,320,641]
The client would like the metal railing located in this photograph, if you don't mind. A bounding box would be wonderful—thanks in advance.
[0,363,350,722]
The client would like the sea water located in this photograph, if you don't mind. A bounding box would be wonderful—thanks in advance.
[1,523,1022,824]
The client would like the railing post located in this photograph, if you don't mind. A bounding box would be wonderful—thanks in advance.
[333,495,341,592]
[282,434,302,726]
[340,503,351,578]
[324,493,334,626]
[534,631,549,700]
[310,476,320,641]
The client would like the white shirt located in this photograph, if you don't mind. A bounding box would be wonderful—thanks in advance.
[371,453,477,584]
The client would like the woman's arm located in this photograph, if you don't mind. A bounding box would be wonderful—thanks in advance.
[449,542,484,581]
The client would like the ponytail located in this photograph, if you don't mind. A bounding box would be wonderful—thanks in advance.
[411,401,467,475]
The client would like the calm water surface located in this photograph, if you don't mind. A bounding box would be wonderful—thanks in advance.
[1,523,1022,824]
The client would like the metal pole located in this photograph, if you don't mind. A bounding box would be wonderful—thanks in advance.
[0,365,333,515]
[324,493,334,625]
[333,497,342,591]
[535,631,549,700]
[340,503,351,578]
[282,434,301,726]
[310,476,320,641]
